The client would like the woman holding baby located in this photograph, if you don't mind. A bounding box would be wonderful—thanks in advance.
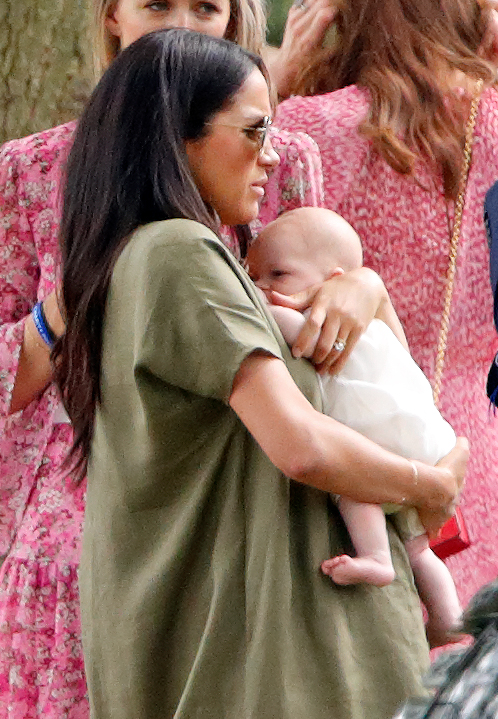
[53,26,469,719]
[0,0,327,715]
[0,0,481,717]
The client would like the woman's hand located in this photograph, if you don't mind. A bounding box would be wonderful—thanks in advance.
[480,2,498,64]
[264,0,338,99]
[269,267,405,374]
[415,437,469,538]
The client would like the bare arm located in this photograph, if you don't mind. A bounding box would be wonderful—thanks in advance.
[229,352,467,529]
[375,288,408,351]
[9,290,65,414]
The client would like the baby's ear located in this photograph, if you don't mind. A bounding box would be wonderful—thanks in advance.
[326,266,345,279]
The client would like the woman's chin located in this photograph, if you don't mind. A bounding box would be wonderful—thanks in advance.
[217,196,264,226]
[221,209,259,227]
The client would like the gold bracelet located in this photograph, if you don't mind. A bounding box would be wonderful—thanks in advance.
[400,460,419,505]
[409,460,419,486]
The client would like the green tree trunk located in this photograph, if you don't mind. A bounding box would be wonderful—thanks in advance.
[0,0,92,144]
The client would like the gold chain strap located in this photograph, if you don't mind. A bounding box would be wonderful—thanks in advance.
[433,79,484,407]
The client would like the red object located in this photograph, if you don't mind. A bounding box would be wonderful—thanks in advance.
[429,507,471,560]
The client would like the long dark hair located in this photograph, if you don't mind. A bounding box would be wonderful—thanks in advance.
[54,28,264,481]
[292,0,496,198]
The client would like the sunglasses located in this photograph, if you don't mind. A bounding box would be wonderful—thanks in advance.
[208,116,273,154]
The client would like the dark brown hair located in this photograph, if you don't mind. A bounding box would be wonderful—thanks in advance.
[54,29,264,481]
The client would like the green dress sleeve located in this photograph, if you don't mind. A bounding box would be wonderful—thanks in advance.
[110,218,284,403]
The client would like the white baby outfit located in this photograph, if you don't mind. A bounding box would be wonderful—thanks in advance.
[321,319,456,464]
[320,319,456,539]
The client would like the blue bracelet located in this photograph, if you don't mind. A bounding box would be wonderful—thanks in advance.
[32,301,56,349]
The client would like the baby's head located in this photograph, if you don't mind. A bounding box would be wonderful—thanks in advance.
[247,207,363,295]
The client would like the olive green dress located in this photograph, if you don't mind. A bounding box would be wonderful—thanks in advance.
[80,219,429,719]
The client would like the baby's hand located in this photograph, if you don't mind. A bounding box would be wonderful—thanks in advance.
[251,282,308,346]
[254,285,271,305]
[269,304,307,347]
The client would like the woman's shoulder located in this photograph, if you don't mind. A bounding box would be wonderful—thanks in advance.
[481,84,498,105]
[477,86,498,133]
[133,218,220,248]
[470,86,498,186]
[0,121,77,176]
[275,85,370,133]
[124,219,227,271]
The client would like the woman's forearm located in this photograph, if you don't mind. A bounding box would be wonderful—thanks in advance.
[230,353,464,514]
[10,317,54,413]
[287,406,451,511]
[263,0,337,99]
[9,291,65,414]
[375,287,409,350]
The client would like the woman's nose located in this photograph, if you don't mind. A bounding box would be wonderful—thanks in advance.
[259,136,280,169]
[170,11,195,29]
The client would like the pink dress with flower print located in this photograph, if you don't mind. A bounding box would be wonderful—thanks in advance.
[0,121,323,718]
[0,122,87,719]
[275,85,498,608]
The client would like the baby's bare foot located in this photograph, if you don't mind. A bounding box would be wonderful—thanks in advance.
[321,555,395,587]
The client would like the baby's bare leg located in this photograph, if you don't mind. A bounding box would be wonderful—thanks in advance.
[321,498,395,586]
[404,534,463,648]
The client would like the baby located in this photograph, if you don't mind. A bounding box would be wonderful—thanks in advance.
[247,207,462,647]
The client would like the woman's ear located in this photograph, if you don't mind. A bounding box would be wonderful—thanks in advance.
[105,2,122,37]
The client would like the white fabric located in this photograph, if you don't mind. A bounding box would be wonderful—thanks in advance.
[320,319,456,465]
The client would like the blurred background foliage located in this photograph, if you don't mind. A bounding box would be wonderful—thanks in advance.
[267,0,293,46]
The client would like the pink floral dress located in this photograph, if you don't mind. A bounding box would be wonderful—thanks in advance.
[0,121,323,718]
[275,85,498,609]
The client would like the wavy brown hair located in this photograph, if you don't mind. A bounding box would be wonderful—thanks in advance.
[292,0,497,198]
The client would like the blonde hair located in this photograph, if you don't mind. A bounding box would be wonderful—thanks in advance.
[91,0,266,77]
[292,0,497,198]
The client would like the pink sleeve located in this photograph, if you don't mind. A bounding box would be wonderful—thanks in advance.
[256,130,324,231]
[274,88,372,211]
[0,142,40,416]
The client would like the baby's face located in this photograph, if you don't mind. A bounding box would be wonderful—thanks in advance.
[247,225,325,296]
